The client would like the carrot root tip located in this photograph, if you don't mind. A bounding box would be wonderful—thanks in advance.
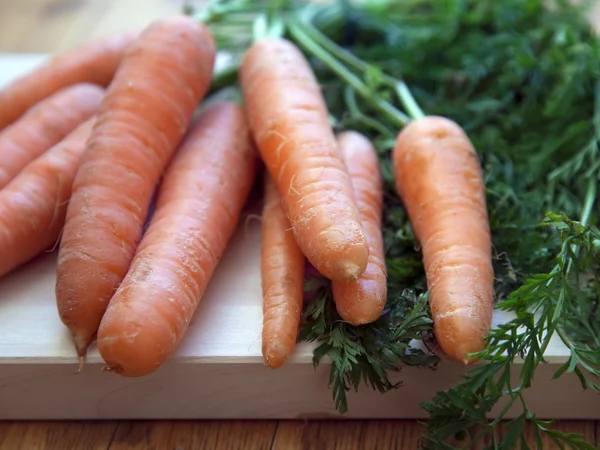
[263,346,286,369]
[339,261,362,281]
[77,356,85,373]
[101,363,122,374]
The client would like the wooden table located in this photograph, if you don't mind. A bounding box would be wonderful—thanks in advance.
[0,1,598,449]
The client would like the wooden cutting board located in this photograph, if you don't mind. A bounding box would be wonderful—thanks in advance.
[0,53,596,421]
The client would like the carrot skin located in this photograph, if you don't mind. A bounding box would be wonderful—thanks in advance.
[0,32,134,130]
[55,15,216,359]
[0,118,95,278]
[0,83,104,189]
[261,174,306,368]
[96,102,259,377]
[332,131,387,325]
[239,37,369,282]
[392,116,494,363]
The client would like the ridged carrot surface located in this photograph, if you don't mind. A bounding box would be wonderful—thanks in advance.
[0,118,95,278]
[392,116,494,363]
[0,83,103,189]
[239,37,368,282]
[96,102,258,377]
[332,131,387,325]
[261,174,306,368]
[0,32,134,130]
[55,15,216,361]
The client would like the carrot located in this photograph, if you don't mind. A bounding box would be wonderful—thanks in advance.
[55,15,216,361]
[0,83,103,190]
[239,37,369,282]
[331,131,387,325]
[96,102,259,377]
[392,116,494,364]
[261,174,306,368]
[0,118,95,278]
[0,32,134,130]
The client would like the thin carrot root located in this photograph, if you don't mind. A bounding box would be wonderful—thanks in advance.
[261,174,306,368]
[332,131,387,325]
[392,115,494,364]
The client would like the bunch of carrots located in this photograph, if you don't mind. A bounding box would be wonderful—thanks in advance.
[0,13,493,377]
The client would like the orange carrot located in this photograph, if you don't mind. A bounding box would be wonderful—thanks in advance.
[0,118,95,278]
[0,32,134,130]
[261,174,306,368]
[332,131,387,325]
[239,37,369,282]
[0,83,103,190]
[96,102,259,377]
[392,116,494,364]
[55,15,216,361]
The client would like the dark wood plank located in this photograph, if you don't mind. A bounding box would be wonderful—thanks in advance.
[272,420,424,450]
[0,420,118,450]
[108,420,278,450]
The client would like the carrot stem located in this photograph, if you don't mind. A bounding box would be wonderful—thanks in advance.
[395,81,425,120]
[295,6,426,122]
[343,86,396,138]
[287,20,410,128]
[252,13,285,42]
[578,176,596,228]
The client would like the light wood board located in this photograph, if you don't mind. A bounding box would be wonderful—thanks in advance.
[0,55,597,421]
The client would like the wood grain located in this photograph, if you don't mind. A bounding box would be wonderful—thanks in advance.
[108,420,277,450]
[273,420,424,450]
[0,419,597,449]
[0,421,118,450]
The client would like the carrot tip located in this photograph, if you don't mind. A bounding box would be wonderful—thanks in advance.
[72,333,91,359]
[101,362,126,375]
[263,347,287,369]
[77,356,85,373]
[340,261,362,281]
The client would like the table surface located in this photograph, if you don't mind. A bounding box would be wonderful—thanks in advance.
[0,1,598,449]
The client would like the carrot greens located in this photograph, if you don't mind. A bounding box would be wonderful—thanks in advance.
[195,0,600,447]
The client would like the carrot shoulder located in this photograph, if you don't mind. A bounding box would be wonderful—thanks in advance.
[96,102,259,377]
[392,115,494,364]
[0,83,103,190]
[261,174,306,368]
[0,118,95,278]
[239,37,369,282]
[332,131,387,325]
[55,15,216,360]
[0,32,134,131]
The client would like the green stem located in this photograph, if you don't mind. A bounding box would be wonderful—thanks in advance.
[252,11,285,43]
[396,81,426,120]
[288,20,411,128]
[195,1,265,23]
[343,86,396,138]
[489,390,519,427]
[579,176,596,228]
[298,5,426,121]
